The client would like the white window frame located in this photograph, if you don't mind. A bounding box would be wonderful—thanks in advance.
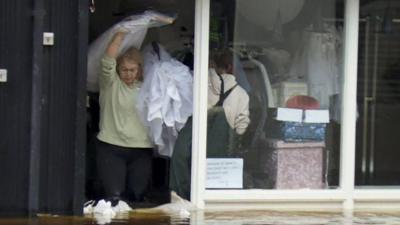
[190,0,400,211]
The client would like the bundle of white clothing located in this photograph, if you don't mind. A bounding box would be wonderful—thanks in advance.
[87,10,175,92]
[137,43,193,157]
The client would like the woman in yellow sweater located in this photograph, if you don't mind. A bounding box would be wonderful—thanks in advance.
[96,31,153,207]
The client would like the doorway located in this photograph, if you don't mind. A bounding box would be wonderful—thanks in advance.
[85,0,195,206]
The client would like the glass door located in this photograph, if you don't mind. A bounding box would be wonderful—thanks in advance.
[356,0,400,186]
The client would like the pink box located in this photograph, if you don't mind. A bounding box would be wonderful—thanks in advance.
[261,139,327,189]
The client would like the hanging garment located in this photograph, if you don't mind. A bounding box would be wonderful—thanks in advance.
[169,73,242,200]
[242,57,273,148]
[87,10,176,92]
[306,31,341,109]
[247,57,275,108]
[289,29,342,109]
[233,54,252,93]
[136,43,193,157]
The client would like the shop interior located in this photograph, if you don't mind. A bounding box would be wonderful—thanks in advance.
[85,0,400,206]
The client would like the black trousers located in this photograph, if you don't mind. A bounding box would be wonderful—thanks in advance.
[96,139,153,201]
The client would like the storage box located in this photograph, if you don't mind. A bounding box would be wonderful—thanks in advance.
[267,120,327,142]
[260,139,326,189]
[272,82,308,107]
[267,107,329,142]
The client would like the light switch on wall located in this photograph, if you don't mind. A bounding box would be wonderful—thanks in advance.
[0,69,7,82]
[43,32,55,46]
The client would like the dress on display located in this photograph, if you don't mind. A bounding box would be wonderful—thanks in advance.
[289,27,342,110]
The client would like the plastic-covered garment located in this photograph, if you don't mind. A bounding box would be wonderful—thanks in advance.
[243,57,274,147]
[247,57,275,108]
[306,31,341,109]
[233,54,252,93]
[87,10,176,92]
[289,28,342,109]
[137,43,193,157]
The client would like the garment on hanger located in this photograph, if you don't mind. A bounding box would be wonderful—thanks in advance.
[289,27,342,109]
[87,10,176,92]
[233,54,252,93]
[242,57,274,147]
[137,43,193,157]
[247,57,275,108]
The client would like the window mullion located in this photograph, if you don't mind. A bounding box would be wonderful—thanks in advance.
[191,0,210,209]
[340,0,360,210]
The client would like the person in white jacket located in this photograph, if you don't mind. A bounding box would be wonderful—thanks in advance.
[170,49,250,200]
[208,50,250,135]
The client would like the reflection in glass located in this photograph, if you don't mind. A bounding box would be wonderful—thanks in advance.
[206,0,344,190]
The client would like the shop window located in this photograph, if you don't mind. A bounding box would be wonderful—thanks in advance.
[205,0,345,191]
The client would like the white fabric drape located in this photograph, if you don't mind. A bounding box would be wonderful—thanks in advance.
[137,43,193,157]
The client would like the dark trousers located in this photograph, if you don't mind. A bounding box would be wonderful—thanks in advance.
[96,140,153,201]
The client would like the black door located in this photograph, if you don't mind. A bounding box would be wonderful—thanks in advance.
[0,0,88,216]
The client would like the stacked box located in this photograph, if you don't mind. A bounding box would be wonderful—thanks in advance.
[267,107,329,142]
[267,120,326,142]
[261,139,326,189]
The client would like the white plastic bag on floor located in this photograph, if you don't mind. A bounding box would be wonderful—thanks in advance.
[134,191,195,218]
[87,10,176,92]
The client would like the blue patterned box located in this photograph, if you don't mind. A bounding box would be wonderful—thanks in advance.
[267,120,327,142]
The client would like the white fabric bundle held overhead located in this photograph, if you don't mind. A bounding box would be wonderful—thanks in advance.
[87,10,176,92]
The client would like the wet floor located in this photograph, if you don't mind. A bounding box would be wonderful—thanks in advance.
[2,210,400,225]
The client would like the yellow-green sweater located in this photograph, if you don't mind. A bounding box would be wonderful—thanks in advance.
[97,55,153,148]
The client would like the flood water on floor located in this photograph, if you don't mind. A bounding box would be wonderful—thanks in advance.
[2,210,400,225]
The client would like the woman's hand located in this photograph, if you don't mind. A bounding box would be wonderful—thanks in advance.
[105,31,127,58]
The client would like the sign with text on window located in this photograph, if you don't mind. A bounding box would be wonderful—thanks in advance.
[206,158,243,189]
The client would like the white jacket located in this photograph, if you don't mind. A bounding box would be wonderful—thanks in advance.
[208,69,250,135]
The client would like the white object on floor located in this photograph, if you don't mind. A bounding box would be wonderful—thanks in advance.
[93,199,116,217]
[112,200,133,214]
[83,200,96,214]
[134,191,195,218]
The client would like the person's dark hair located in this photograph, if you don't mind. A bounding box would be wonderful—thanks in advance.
[117,47,144,81]
[213,49,233,71]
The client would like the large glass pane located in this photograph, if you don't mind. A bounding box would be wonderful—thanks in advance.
[206,0,345,190]
[356,0,400,187]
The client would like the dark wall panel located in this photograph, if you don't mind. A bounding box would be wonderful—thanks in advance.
[38,0,86,215]
[0,0,33,215]
[0,0,87,216]
[40,0,78,214]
